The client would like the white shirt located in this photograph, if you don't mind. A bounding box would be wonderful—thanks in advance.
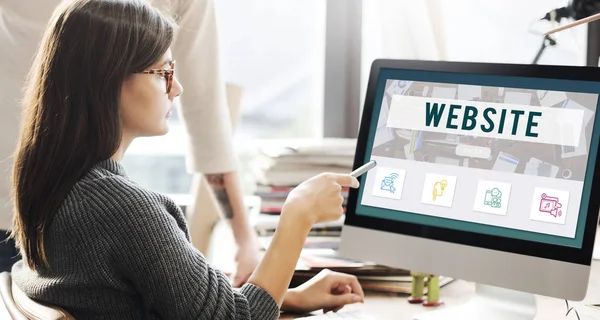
[0,0,236,230]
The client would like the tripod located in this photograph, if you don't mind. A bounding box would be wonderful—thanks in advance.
[531,35,557,64]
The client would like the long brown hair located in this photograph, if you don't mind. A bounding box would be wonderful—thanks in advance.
[11,0,176,271]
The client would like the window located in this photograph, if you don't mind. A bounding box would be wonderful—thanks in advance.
[122,1,326,195]
[360,0,587,108]
[217,0,326,142]
[122,1,586,196]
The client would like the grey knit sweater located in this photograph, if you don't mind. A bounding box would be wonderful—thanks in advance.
[11,159,280,319]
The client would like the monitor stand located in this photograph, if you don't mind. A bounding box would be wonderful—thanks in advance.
[413,283,536,320]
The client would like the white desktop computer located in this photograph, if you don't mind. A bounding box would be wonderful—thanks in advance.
[339,59,600,319]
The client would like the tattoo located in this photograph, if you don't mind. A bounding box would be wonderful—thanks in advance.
[205,174,234,219]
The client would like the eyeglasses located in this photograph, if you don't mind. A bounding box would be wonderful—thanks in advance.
[139,60,175,94]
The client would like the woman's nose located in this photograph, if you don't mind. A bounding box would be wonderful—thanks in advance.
[169,77,183,99]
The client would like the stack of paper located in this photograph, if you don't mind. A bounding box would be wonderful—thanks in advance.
[250,138,356,187]
[249,138,356,216]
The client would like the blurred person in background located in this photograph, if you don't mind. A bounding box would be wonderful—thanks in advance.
[0,0,260,286]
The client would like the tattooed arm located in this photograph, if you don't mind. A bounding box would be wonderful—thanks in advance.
[205,173,236,219]
[205,171,261,286]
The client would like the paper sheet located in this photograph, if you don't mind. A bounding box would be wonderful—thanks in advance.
[395,129,413,140]
[492,152,519,173]
[561,131,588,158]
[385,80,411,97]
[537,90,568,107]
[562,99,594,127]
[445,134,459,143]
[432,87,457,99]
[377,97,390,128]
[504,92,531,105]
[559,103,590,159]
[435,156,460,166]
[458,85,482,101]
[373,126,395,148]
[422,86,430,96]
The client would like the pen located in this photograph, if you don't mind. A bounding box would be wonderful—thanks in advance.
[350,160,377,178]
[544,12,600,35]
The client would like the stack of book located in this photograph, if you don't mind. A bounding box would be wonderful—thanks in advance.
[250,138,355,213]
[250,138,356,190]
[249,138,356,236]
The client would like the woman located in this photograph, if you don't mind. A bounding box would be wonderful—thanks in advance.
[9,0,364,319]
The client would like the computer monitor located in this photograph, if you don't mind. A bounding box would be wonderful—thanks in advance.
[339,59,600,320]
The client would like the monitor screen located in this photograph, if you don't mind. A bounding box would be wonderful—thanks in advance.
[354,67,600,250]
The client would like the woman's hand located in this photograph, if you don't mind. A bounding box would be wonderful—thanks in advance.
[282,173,359,228]
[281,269,365,314]
[231,241,261,287]
[246,173,359,309]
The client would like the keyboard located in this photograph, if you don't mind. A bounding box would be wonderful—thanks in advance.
[296,310,375,319]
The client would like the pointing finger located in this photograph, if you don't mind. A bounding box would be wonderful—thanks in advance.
[329,173,360,188]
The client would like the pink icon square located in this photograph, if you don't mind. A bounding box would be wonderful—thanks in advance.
[530,188,569,225]
[539,193,562,218]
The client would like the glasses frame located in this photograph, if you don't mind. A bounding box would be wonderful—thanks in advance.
[139,60,175,94]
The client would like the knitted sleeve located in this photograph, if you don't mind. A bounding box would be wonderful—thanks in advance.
[91,177,279,320]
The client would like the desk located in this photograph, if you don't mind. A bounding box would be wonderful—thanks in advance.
[280,261,600,319]
[208,222,600,320]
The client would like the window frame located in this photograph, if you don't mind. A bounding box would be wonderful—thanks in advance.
[323,0,363,139]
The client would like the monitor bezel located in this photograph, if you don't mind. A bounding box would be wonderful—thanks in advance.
[345,59,600,266]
